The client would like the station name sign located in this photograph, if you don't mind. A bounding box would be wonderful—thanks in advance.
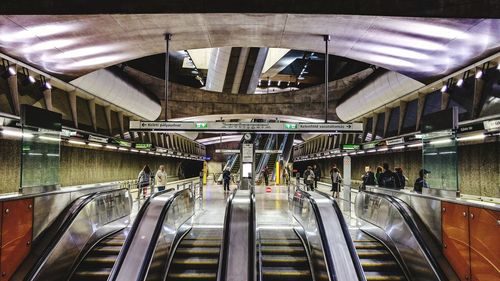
[130,121,363,133]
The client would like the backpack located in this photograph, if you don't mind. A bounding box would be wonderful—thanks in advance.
[381,172,396,188]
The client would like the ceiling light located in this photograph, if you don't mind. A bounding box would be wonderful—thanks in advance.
[46,153,59,157]
[88,142,102,147]
[130,149,138,153]
[408,143,423,148]
[497,64,500,70]
[28,75,36,84]
[139,150,147,154]
[277,81,281,86]
[8,66,16,76]
[118,147,128,151]
[105,145,118,149]
[68,140,85,145]
[457,134,486,142]
[39,136,60,142]
[367,149,377,153]
[377,148,389,152]
[392,145,406,150]
[456,78,464,87]
[440,85,447,93]
[1,129,34,139]
[475,70,483,79]
[430,139,452,145]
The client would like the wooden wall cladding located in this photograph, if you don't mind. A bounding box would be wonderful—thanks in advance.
[442,202,500,281]
[469,207,500,281]
[0,199,33,280]
[442,201,470,281]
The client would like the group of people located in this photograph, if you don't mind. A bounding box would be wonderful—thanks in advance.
[361,163,430,192]
[137,164,168,198]
[303,164,342,198]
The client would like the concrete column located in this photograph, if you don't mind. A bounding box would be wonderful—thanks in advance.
[104,106,113,135]
[43,88,53,111]
[371,114,378,141]
[147,132,153,144]
[361,118,368,144]
[117,112,125,139]
[154,133,159,147]
[68,91,78,128]
[398,101,407,135]
[383,107,391,138]
[88,99,97,131]
[160,134,166,148]
[415,93,426,131]
[6,69,20,115]
[472,69,485,119]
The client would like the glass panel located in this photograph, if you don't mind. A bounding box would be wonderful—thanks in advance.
[375,113,385,138]
[21,128,61,190]
[402,99,418,133]
[386,107,400,137]
[423,91,442,116]
[422,130,458,191]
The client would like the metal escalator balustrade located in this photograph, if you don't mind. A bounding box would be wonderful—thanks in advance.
[167,228,222,281]
[70,230,127,281]
[258,228,312,281]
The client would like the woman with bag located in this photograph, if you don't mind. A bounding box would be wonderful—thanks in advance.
[330,167,342,198]
[137,165,151,199]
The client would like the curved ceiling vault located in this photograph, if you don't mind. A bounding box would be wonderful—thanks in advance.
[0,15,499,83]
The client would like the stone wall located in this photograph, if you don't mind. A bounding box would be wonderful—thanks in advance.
[0,139,201,194]
[295,142,499,198]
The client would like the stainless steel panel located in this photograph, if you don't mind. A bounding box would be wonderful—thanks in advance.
[355,192,457,281]
[29,188,132,281]
[33,193,71,240]
[409,196,442,243]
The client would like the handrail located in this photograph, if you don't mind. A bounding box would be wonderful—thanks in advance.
[315,190,367,281]
[362,190,451,281]
[216,190,236,281]
[108,187,174,280]
[294,186,337,281]
[23,187,130,281]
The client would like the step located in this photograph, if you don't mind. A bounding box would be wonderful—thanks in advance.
[92,246,122,255]
[262,267,311,277]
[361,260,400,270]
[72,269,111,279]
[175,247,220,256]
[260,240,302,246]
[364,271,406,281]
[355,242,386,250]
[168,270,217,280]
[180,240,221,247]
[262,255,308,267]
[357,249,392,259]
[172,257,219,266]
[81,256,117,266]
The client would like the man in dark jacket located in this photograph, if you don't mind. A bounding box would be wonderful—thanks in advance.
[313,164,321,190]
[361,166,376,189]
[222,169,231,192]
[378,163,400,189]
[414,169,431,193]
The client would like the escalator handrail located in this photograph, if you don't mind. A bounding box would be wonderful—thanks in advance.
[294,186,338,281]
[216,190,237,281]
[315,190,367,281]
[362,190,449,281]
[24,187,129,281]
[108,187,174,280]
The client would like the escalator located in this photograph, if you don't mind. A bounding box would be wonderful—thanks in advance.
[353,232,406,281]
[70,229,127,281]
[258,228,312,281]
[166,227,222,281]
[230,155,240,174]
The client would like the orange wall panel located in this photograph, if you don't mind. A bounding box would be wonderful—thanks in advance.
[442,201,470,281]
[0,199,33,280]
[469,207,500,281]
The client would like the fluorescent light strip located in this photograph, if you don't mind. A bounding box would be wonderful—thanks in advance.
[430,139,452,145]
[28,152,42,156]
[88,142,102,147]
[39,136,60,142]
[46,153,59,157]
[139,151,147,154]
[68,140,86,145]
[457,134,486,142]
[377,148,389,152]
[105,145,118,149]
[408,143,423,148]
[130,149,139,153]
[118,147,128,151]
[367,149,377,153]
[392,145,406,150]
[2,129,34,139]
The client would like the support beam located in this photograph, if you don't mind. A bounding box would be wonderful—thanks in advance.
[104,106,113,135]
[88,99,97,131]
[398,101,407,135]
[117,112,125,138]
[361,117,368,143]
[42,88,53,111]
[140,132,145,143]
[160,133,166,148]
[6,67,20,115]
[371,114,378,141]
[68,90,78,128]
[415,93,426,131]
[383,107,391,138]
[147,132,153,144]
[164,33,172,121]
[324,35,331,123]
[472,69,486,119]
[154,133,159,147]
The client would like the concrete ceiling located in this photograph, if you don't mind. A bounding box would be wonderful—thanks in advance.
[0,15,499,83]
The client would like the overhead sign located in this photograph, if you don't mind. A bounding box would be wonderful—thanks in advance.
[215,149,240,153]
[342,144,361,150]
[386,137,404,146]
[88,135,108,144]
[135,143,152,149]
[241,143,254,163]
[116,140,132,147]
[362,142,378,150]
[129,121,363,133]
[484,119,500,132]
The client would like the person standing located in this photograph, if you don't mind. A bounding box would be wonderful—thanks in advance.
[263,166,270,186]
[155,165,168,192]
[313,164,321,190]
[374,166,383,186]
[394,167,407,189]
[379,163,400,189]
[414,169,431,193]
[305,166,315,191]
[284,165,291,186]
[330,167,343,198]
[361,166,376,190]
[137,165,151,199]
[222,168,231,192]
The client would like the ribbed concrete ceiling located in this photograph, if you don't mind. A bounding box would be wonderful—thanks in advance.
[0,15,499,83]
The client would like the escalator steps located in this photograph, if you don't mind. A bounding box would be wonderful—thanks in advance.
[258,229,312,281]
[167,228,221,281]
[70,231,126,281]
[354,237,407,281]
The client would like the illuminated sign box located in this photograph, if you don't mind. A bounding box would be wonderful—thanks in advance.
[135,143,152,149]
[341,144,360,150]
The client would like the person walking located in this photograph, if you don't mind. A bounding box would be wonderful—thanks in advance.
[155,165,168,192]
[304,166,315,191]
[313,164,321,190]
[222,168,231,192]
[137,165,151,199]
[263,166,270,186]
[414,169,431,193]
[394,167,407,189]
[284,165,291,186]
[330,167,343,198]
[361,166,376,190]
